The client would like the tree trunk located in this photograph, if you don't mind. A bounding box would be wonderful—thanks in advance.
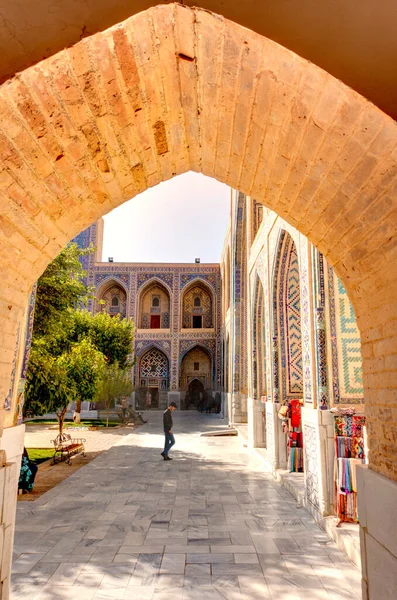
[57,407,68,435]
[74,399,81,423]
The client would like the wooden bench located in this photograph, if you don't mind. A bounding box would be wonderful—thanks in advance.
[51,433,86,465]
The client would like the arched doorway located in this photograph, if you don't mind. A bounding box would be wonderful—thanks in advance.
[186,378,204,411]
[137,347,169,410]
[180,346,213,409]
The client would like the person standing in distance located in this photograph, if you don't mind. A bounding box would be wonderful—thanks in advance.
[161,401,177,460]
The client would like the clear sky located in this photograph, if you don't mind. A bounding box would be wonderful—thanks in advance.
[102,172,231,264]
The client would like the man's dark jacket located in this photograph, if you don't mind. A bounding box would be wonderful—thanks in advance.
[163,408,173,432]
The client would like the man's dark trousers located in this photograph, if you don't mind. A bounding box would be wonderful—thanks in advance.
[163,430,175,456]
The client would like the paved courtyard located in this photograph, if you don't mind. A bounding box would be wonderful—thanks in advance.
[12,412,361,599]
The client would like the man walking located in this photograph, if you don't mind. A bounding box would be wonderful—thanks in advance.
[161,401,177,460]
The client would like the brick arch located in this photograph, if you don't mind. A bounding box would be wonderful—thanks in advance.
[0,3,396,480]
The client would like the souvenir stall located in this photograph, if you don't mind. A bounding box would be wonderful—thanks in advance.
[279,399,304,473]
[332,408,366,526]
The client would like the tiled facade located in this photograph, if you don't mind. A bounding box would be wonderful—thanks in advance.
[221,191,364,520]
[74,220,221,410]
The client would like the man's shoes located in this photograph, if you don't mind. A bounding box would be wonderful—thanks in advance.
[161,452,166,459]
[165,455,172,460]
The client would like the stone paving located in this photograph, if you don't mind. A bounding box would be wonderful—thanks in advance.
[12,412,361,599]
[24,423,134,453]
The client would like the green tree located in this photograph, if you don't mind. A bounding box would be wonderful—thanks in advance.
[32,243,93,338]
[95,363,133,427]
[24,243,135,429]
[60,338,106,423]
[73,310,134,368]
[25,344,76,433]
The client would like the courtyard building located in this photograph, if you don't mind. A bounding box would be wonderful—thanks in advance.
[75,220,221,411]
[0,4,396,598]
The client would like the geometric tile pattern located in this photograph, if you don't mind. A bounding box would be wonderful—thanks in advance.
[328,265,364,404]
[285,242,303,395]
[140,347,169,378]
[335,278,364,397]
[180,273,217,289]
[273,232,303,402]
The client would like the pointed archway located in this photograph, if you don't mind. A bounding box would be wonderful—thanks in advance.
[0,5,397,594]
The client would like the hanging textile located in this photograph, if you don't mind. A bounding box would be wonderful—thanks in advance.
[333,412,366,525]
[287,400,304,473]
[290,399,301,428]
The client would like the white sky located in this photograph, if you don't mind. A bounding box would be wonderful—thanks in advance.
[101,172,231,264]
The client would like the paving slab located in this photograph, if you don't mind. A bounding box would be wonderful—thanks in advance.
[12,412,361,599]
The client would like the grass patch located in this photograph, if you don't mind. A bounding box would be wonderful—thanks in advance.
[26,448,54,464]
[25,419,120,428]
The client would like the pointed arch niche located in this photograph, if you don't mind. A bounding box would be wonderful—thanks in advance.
[272,232,303,403]
[252,275,267,448]
[137,346,169,409]
[138,280,170,329]
[181,281,213,330]
[96,280,127,318]
[253,276,266,401]
[180,345,213,408]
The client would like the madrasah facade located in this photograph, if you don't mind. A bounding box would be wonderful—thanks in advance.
[76,188,364,526]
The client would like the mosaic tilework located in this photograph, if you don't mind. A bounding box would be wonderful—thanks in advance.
[79,222,221,397]
[4,323,20,412]
[13,284,38,423]
[328,265,363,403]
[135,340,171,355]
[138,273,174,290]
[304,424,320,510]
[21,284,37,381]
[140,348,169,378]
[285,242,303,394]
[316,308,328,409]
[252,199,263,241]
[180,273,216,290]
[231,192,248,404]
[95,273,130,288]
[301,265,312,403]
[312,251,329,409]
[73,226,91,286]
[273,232,303,402]
[252,275,266,399]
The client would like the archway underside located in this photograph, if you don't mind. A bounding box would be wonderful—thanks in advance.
[0,3,396,480]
